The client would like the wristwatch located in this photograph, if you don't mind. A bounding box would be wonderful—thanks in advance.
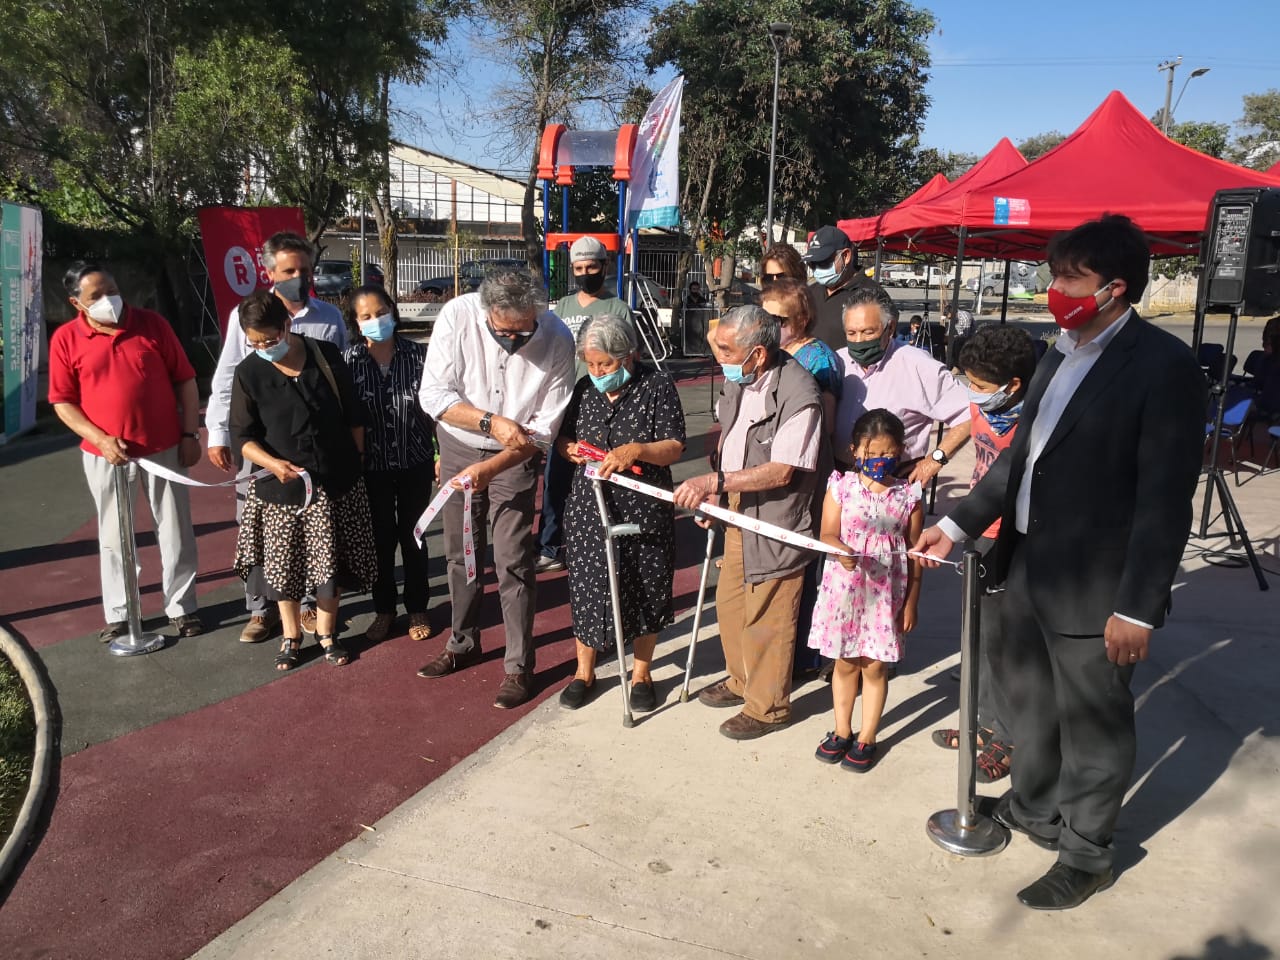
[930,448,949,465]
[479,412,493,435]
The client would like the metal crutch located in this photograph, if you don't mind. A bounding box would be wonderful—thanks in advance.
[925,544,1007,855]
[679,524,718,702]
[591,476,643,727]
[109,463,166,657]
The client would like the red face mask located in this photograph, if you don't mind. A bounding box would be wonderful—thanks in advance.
[1048,283,1114,331]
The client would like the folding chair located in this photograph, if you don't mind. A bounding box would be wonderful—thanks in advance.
[1205,385,1255,486]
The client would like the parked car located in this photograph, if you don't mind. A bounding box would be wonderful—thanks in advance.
[967,262,1046,297]
[966,272,1007,297]
[883,264,951,288]
[415,258,528,297]
[312,259,384,297]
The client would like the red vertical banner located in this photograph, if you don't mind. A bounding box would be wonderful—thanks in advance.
[197,206,306,335]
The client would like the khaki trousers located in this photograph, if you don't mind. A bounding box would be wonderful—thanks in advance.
[715,523,804,724]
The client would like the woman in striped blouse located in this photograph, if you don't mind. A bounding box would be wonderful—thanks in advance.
[344,285,437,643]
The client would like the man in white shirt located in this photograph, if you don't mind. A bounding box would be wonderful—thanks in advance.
[417,269,575,709]
[204,232,347,643]
[915,214,1204,911]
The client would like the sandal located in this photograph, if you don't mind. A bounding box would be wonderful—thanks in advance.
[931,726,993,751]
[976,738,1013,783]
[408,612,433,642]
[318,634,349,667]
[275,637,301,671]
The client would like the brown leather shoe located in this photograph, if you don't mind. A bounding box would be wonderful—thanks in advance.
[493,671,532,709]
[416,645,482,678]
[697,680,745,708]
[719,711,788,740]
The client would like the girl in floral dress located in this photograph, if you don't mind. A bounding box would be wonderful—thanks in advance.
[808,409,923,772]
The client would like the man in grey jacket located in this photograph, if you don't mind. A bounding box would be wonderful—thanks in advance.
[674,306,826,740]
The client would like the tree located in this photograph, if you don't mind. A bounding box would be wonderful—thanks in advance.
[1167,119,1229,159]
[648,0,934,244]
[472,0,648,273]
[1016,131,1066,161]
[1232,88,1280,170]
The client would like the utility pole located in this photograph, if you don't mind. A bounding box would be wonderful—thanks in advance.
[1157,57,1181,135]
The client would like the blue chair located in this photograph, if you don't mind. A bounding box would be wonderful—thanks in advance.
[1205,386,1255,485]
[1262,425,1280,476]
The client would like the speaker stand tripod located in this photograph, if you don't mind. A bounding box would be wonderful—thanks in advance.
[1190,305,1268,592]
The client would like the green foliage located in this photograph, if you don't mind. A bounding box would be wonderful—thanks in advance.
[1167,120,1229,159]
[649,0,934,234]
[1233,89,1280,170]
[1016,131,1066,161]
[0,654,36,844]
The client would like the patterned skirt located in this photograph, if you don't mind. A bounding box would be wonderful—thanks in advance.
[234,479,377,601]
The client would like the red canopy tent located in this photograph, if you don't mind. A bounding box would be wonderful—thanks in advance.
[876,138,1028,246]
[1268,158,1280,175]
[837,172,949,245]
[903,91,1280,259]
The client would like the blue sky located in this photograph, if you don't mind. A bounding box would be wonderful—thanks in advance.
[394,0,1276,174]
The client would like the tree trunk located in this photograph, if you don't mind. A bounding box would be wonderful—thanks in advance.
[368,74,399,296]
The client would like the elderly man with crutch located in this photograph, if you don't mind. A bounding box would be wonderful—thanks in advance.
[673,305,827,740]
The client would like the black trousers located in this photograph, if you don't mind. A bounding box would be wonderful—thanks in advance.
[365,463,435,615]
[997,546,1136,873]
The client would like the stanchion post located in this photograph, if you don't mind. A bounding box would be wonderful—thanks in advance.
[109,463,166,657]
[925,544,1008,855]
[680,524,717,702]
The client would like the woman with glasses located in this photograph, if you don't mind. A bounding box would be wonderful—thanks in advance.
[759,244,808,288]
[344,285,437,645]
[230,289,377,671]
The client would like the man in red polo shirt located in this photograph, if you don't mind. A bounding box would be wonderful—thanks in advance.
[48,263,204,642]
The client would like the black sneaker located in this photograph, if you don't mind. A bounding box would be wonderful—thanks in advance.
[841,741,879,773]
[558,678,594,709]
[629,680,657,713]
[815,731,854,764]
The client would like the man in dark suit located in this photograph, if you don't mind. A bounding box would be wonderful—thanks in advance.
[915,214,1205,910]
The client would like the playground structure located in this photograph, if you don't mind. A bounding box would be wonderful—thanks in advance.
[537,123,672,367]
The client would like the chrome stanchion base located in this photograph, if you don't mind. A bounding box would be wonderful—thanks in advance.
[926,809,1009,857]
[108,631,166,657]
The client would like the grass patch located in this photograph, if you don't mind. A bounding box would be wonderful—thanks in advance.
[0,652,37,844]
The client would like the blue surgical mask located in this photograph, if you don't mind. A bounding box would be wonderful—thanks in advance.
[721,349,760,386]
[589,365,632,394]
[360,313,396,342]
[256,339,290,363]
[854,455,898,481]
[967,383,1012,412]
[812,263,841,287]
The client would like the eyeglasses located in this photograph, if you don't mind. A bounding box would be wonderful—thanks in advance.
[246,332,287,349]
[487,321,535,341]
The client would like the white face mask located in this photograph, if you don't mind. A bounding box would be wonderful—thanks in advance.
[86,294,124,325]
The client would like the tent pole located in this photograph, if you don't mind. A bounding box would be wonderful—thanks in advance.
[1000,267,1011,324]
[874,237,884,283]
[948,228,967,348]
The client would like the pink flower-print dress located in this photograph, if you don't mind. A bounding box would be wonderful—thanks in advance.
[807,470,921,662]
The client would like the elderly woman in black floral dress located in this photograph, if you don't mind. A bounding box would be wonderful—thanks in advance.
[556,314,686,712]
[231,289,377,671]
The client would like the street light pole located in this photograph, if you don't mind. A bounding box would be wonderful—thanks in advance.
[764,22,791,250]
[1172,67,1211,125]
[1158,56,1181,136]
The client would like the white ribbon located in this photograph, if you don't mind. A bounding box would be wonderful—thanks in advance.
[134,457,314,513]
[584,463,947,567]
[412,475,477,583]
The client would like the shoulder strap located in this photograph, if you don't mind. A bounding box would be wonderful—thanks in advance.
[304,337,343,414]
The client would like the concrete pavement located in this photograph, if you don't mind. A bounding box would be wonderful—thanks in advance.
[193,391,1280,958]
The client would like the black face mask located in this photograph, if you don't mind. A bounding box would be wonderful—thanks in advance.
[576,270,605,295]
[847,338,887,367]
[275,274,310,303]
[487,322,535,355]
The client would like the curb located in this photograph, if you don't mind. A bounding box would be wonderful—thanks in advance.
[0,624,59,890]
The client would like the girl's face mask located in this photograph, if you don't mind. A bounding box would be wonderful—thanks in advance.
[854,455,898,481]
